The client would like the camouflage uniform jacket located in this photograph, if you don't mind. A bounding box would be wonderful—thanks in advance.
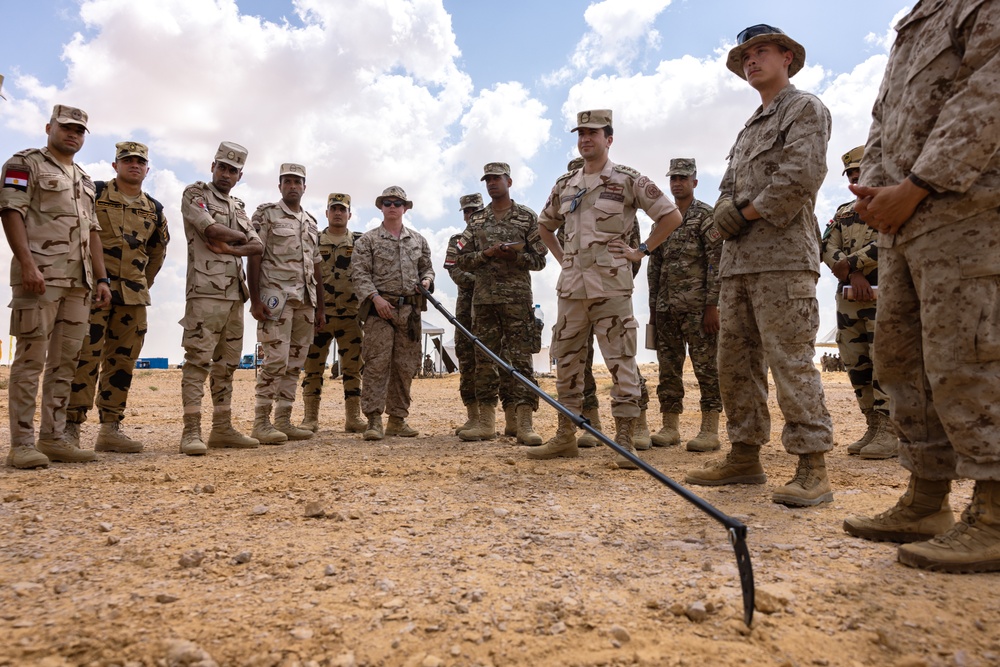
[538,160,676,299]
[718,84,831,277]
[0,147,100,290]
[181,180,260,302]
[647,198,721,314]
[251,200,320,307]
[95,178,169,306]
[444,230,475,310]
[821,200,878,288]
[455,201,546,305]
[352,224,434,304]
[861,0,1000,246]
[317,228,363,317]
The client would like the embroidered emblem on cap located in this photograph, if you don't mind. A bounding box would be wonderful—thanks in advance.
[227,151,236,160]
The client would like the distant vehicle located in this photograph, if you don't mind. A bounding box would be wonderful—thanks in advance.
[239,354,257,369]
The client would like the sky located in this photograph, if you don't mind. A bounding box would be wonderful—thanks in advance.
[0,0,912,365]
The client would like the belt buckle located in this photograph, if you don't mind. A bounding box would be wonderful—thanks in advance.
[398,296,405,306]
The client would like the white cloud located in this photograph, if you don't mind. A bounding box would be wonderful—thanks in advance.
[865,6,911,51]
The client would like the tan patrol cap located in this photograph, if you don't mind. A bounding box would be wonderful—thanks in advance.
[666,157,697,177]
[480,162,511,181]
[328,192,351,209]
[567,157,584,172]
[115,141,148,161]
[280,163,306,179]
[214,141,248,169]
[0,74,6,101]
[51,104,89,131]
[375,185,413,210]
[459,193,483,211]
[841,146,864,174]
[572,109,612,132]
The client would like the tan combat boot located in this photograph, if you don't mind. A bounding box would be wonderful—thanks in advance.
[686,411,721,452]
[386,416,418,437]
[274,404,313,441]
[455,402,480,436]
[527,414,579,459]
[612,415,639,470]
[772,453,834,507]
[633,409,652,451]
[363,412,384,441]
[459,403,496,442]
[6,443,49,469]
[859,412,898,459]
[504,405,518,437]
[209,409,261,449]
[515,404,542,446]
[64,421,82,448]
[685,443,766,486]
[847,409,877,455]
[95,421,144,453]
[577,407,601,448]
[651,412,681,448]
[179,413,207,456]
[300,395,320,433]
[37,434,97,463]
[344,396,367,433]
[251,404,288,445]
[843,476,954,543]
[897,480,1000,573]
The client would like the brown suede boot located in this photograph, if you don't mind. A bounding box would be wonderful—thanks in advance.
[344,396,367,433]
[251,404,288,445]
[772,453,834,507]
[503,405,518,437]
[6,443,49,469]
[633,409,651,451]
[685,443,766,486]
[847,409,876,455]
[179,413,208,456]
[37,435,97,463]
[95,421,144,453]
[612,415,639,470]
[459,403,496,441]
[455,402,479,436]
[651,412,680,448]
[300,395,320,433]
[363,413,384,441]
[515,405,542,446]
[274,404,313,440]
[577,407,601,448]
[859,412,898,459]
[686,411,721,452]
[844,476,954,543]
[385,416,418,437]
[527,414,579,459]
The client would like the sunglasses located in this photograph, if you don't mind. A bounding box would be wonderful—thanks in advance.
[382,200,405,208]
[737,24,784,45]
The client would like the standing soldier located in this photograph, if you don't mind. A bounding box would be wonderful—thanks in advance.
[351,186,434,440]
[685,25,834,507]
[248,163,322,444]
[1,104,112,468]
[299,193,366,434]
[532,110,682,469]
[178,141,263,456]
[455,162,547,444]
[821,146,894,459]
[444,193,482,435]
[648,158,723,452]
[65,141,169,454]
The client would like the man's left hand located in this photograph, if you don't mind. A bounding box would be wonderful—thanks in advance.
[702,305,720,335]
[850,179,929,235]
[93,283,112,309]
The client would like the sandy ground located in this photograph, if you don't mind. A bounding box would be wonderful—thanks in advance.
[1,363,998,667]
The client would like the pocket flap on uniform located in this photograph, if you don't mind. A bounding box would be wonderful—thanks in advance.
[959,254,1000,279]
[787,280,815,300]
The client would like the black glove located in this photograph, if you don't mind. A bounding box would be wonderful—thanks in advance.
[713,199,750,240]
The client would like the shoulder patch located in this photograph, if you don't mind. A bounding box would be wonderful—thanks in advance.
[834,201,856,219]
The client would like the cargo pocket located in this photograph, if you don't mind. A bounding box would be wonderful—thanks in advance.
[784,275,819,344]
[958,255,1000,363]
[604,317,639,359]
[9,297,42,338]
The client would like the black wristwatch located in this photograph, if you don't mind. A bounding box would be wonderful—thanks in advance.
[637,243,651,256]
[97,277,111,285]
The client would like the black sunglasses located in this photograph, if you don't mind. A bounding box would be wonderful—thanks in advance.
[382,200,405,208]
[737,24,784,45]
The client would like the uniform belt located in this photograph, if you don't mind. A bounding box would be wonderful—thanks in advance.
[379,291,421,306]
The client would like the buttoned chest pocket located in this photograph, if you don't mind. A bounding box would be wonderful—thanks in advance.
[746,128,782,161]
[593,196,626,234]
[37,174,75,214]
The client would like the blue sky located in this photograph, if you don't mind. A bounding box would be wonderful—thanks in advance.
[0,0,911,364]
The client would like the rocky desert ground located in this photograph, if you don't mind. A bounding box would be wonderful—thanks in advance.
[1,363,998,667]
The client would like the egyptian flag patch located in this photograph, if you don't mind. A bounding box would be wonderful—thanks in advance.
[455,238,465,251]
[3,167,29,192]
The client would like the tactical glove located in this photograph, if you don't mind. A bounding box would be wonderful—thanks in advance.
[713,198,750,240]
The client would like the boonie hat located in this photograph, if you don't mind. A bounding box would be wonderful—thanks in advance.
[115,141,148,161]
[328,193,351,209]
[726,24,806,79]
[841,146,864,174]
[214,141,248,169]
[375,185,413,210]
[51,104,89,131]
[572,109,613,132]
[459,193,483,211]
[666,157,697,177]
[480,162,511,181]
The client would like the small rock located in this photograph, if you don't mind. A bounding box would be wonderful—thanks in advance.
[163,472,176,482]
[53,583,68,594]
[331,651,356,667]
[290,627,313,640]
[233,551,252,565]
[251,505,269,516]
[450,645,461,656]
[550,621,566,635]
[163,638,218,667]
[669,602,685,616]
[421,656,444,667]
[98,522,114,533]
[179,550,206,568]
[106,535,121,546]
[608,624,631,643]
[156,593,179,604]
[202,484,216,494]
[755,585,793,614]
[304,501,325,518]
[685,601,708,622]
[493,508,509,517]
[4,493,23,502]
[382,597,405,609]
[324,564,336,576]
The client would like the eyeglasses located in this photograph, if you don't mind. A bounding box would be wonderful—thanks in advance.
[737,24,783,45]
[382,200,405,208]
[569,188,587,213]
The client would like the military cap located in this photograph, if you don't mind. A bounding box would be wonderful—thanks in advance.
[328,192,351,209]
[841,146,864,174]
[0,74,6,101]
[567,157,584,171]
[480,162,511,181]
[279,163,306,179]
[115,141,148,161]
[51,104,89,131]
[666,157,697,177]
[459,193,483,211]
[214,141,248,169]
[727,24,806,79]
[375,185,413,210]
[572,109,612,132]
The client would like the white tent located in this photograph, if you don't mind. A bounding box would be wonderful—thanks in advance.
[817,325,838,348]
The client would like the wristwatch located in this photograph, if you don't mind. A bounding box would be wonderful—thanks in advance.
[637,243,651,256]
[97,277,111,285]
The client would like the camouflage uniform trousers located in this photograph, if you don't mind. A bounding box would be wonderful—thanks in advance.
[67,302,147,425]
[552,296,641,418]
[180,297,244,414]
[718,271,833,454]
[360,305,421,418]
[255,298,314,407]
[301,315,363,400]
[454,290,476,405]
[581,332,648,411]
[472,301,539,409]
[654,308,721,414]
[875,212,1000,481]
[835,293,889,416]
[7,285,90,446]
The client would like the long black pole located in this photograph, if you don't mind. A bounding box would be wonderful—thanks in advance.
[418,284,755,626]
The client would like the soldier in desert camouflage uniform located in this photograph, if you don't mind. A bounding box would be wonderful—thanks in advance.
[1,104,112,468]
[65,141,169,455]
[843,0,1000,573]
[178,141,263,456]
[300,193,366,434]
[686,25,834,507]
[648,157,723,453]
[821,146,894,459]
[455,162,547,444]
[248,163,321,444]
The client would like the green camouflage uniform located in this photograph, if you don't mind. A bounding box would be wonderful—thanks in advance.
[444,229,477,405]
